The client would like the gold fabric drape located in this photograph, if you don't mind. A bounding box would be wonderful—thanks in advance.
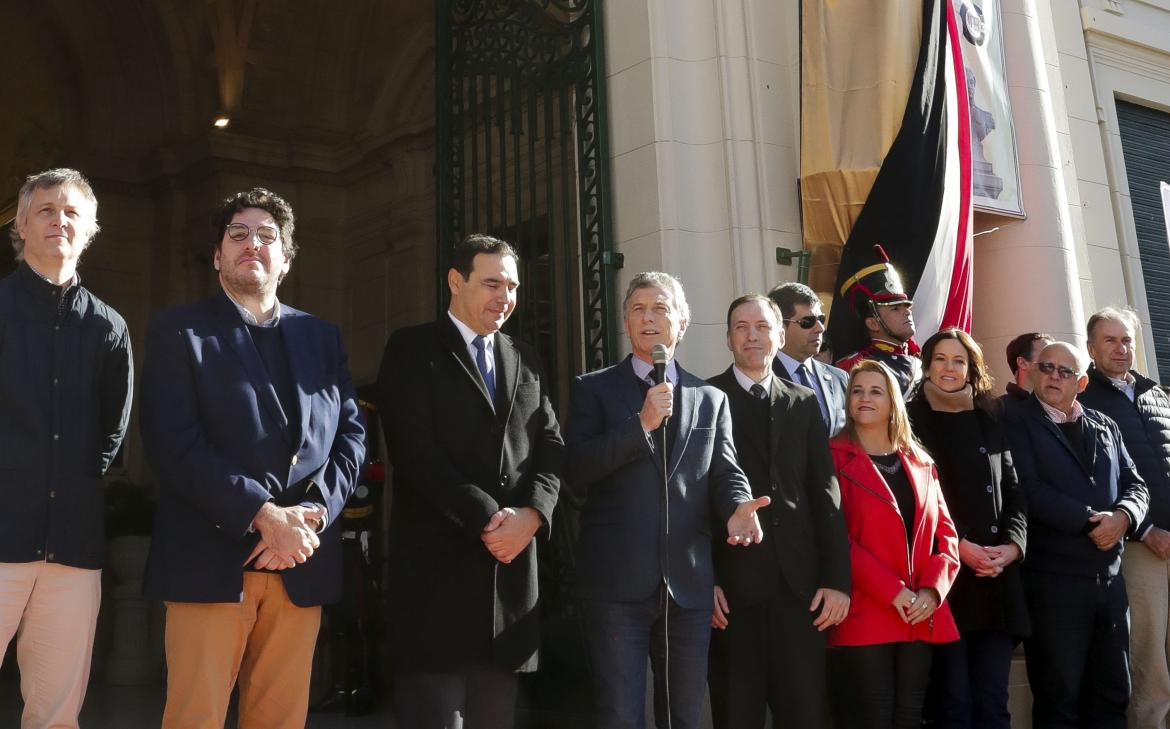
[801,0,921,296]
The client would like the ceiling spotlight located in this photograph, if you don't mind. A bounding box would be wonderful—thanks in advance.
[212,116,230,129]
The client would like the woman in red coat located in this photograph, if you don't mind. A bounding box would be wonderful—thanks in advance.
[829,359,960,729]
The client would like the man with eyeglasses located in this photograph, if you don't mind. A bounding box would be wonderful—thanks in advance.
[768,282,848,436]
[140,188,366,729]
[833,245,921,395]
[0,168,132,729]
[1079,308,1170,728]
[1002,340,1148,728]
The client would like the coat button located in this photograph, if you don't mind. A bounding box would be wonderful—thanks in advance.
[49,491,55,499]
[770,482,779,492]
[499,476,508,487]
[986,485,994,493]
[290,454,298,466]
[990,526,999,534]
[771,517,781,527]
[979,447,987,454]
[46,553,54,561]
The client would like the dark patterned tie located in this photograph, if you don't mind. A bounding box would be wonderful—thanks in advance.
[750,383,767,400]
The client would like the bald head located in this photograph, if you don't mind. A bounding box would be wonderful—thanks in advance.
[1031,341,1089,415]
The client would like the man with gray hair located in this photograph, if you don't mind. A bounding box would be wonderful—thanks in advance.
[566,271,770,729]
[1003,340,1148,728]
[0,168,133,728]
[1080,307,1170,728]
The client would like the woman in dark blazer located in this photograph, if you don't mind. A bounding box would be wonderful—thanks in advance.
[829,359,960,729]
[906,328,1029,729]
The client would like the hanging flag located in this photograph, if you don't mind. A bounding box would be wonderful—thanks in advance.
[824,0,973,360]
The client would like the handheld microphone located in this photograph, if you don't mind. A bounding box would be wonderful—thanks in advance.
[651,343,669,385]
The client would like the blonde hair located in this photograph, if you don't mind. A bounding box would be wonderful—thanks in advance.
[842,359,923,457]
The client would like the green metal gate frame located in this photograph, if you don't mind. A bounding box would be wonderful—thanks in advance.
[435,0,621,373]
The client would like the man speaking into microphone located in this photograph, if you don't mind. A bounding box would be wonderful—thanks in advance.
[566,272,770,729]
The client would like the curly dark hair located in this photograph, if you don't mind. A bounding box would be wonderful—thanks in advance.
[210,188,297,261]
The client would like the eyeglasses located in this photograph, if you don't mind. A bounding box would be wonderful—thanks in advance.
[784,315,826,329]
[1036,361,1082,380]
[225,223,280,246]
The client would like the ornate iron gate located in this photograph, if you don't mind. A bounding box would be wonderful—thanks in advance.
[435,3,617,722]
[436,0,620,390]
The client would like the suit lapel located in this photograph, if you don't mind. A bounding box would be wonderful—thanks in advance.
[279,307,312,448]
[215,294,290,439]
[667,370,697,480]
[813,360,842,418]
[440,315,496,413]
[767,377,788,463]
[495,333,519,424]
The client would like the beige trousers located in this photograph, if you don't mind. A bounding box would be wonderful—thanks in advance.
[1124,541,1170,729]
[0,560,102,729]
[161,572,321,729]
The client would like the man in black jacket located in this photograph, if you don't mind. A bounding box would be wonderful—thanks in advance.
[0,169,132,728]
[378,234,563,729]
[1003,341,1148,728]
[1081,307,1170,728]
[708,294,850,729]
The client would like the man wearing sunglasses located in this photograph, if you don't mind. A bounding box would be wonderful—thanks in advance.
[768,282,848,436]
[1003,340,1148,728]
[139,188,366,729]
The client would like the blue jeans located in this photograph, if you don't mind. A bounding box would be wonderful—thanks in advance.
[579,588,711,729]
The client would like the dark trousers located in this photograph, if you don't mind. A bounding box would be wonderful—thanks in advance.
[707,585,828,728]
[926,630,1015,729]
[1023,570,1131,729]
[579,588,712,729]
[392,669,518,729]
[830,641,933,729]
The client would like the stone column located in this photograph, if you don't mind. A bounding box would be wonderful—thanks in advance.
[972,0,1088,390]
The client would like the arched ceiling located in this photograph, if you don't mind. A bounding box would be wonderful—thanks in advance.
[0,0,435,193]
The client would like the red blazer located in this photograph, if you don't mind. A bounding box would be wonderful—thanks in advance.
[828,436,960,646]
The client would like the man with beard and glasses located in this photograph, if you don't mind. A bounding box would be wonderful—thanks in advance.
[140,188,366,729]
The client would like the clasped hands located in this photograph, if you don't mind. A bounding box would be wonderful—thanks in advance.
[1088,510,1130,551]
[891,586,940,625]
[958,538,1021,577]
[245,502,326,571]
[712,585,849,632]
[481,506,542,564]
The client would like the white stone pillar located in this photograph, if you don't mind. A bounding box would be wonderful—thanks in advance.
[972,0,1087,391]
[603,0,801,376]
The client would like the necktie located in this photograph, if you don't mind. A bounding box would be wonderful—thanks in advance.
[749,383,767,400]
[796,363,830,425]
[472,335,495,397]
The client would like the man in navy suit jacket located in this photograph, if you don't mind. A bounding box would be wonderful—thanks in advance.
[140,188,365,729]
[1002,341,1148,729]
[566,272,770,729]
[768,282,848,436]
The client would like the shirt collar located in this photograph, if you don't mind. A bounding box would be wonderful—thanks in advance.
[1039,396,1084,424]
[776,350,813,377]
[223,287,281,327]
[22,260,79,291]
[631,355,678,385]
[732,365,773,394]
[447,310,494,349]
[1107,371,1136,389]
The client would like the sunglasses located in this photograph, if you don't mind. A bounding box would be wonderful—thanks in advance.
[1036,361,1082,380]
[784,315,826,329]
[225,222,280,246]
